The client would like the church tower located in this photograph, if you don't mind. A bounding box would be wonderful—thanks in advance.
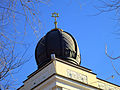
[18,13,120,90]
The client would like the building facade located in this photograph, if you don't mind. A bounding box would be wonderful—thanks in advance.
[18,58,120,90]
[18,13,120,90]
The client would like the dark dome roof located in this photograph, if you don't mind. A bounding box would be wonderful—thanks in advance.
[35,28,81,68]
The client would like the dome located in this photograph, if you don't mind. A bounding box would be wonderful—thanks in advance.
[35,28,81,68]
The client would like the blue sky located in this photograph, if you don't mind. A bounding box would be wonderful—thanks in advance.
[12,0,120,88]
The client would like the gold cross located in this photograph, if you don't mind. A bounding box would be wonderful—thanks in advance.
[52,12,59,28]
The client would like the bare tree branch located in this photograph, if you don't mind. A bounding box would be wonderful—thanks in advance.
[105,45,120,60]
[95,0,120,19]
[0,0,50,89]
[105,45,120,76]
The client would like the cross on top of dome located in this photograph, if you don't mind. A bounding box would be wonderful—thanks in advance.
[52,12,59,28]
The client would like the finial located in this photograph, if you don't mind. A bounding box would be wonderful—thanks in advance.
[52,12,59,28]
